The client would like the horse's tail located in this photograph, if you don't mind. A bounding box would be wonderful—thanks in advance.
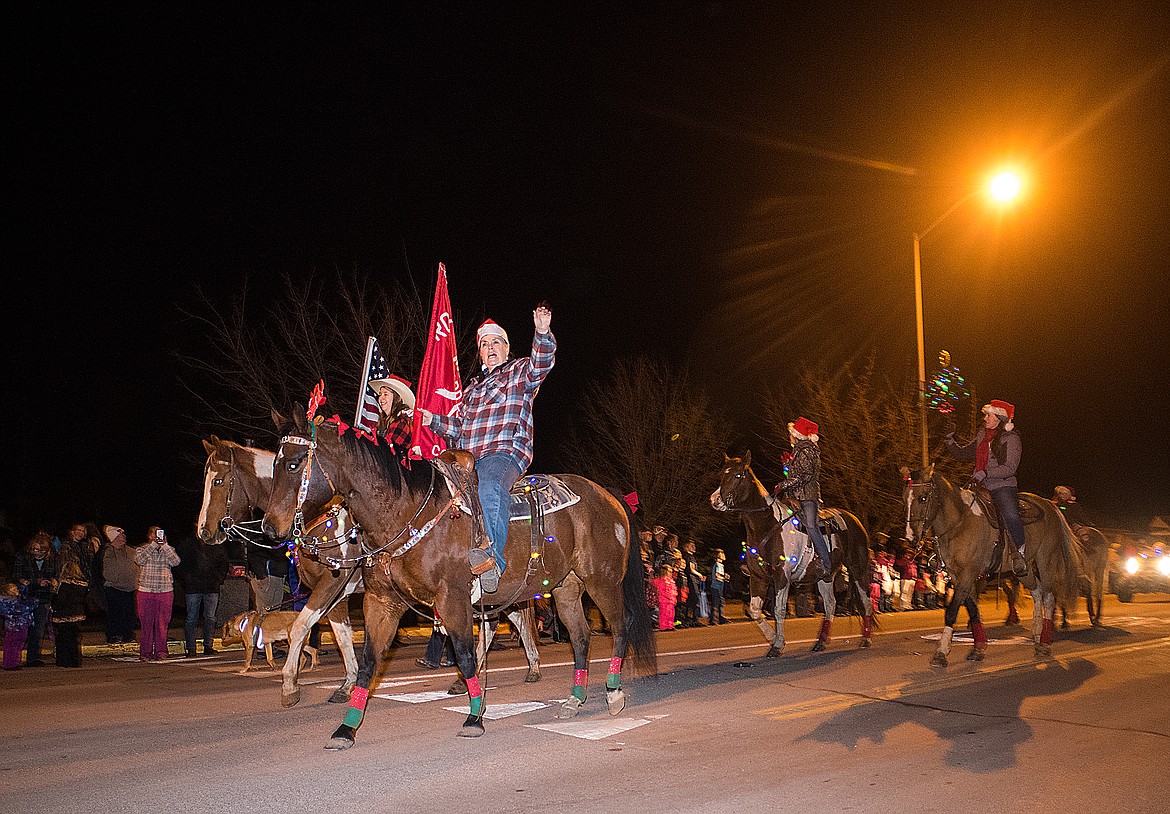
[608,488,658,678]
[1052,507,1086,609]
[841,511,879,629]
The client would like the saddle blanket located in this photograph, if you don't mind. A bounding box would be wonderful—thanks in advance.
[508,475,580,521]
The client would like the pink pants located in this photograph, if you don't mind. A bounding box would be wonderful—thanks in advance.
[3,623,27,669]
[136,591,173,659]
[657,601,676,631]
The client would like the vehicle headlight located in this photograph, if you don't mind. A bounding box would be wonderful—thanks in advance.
[1125,557,1140,575]
[1157,556,1170,577]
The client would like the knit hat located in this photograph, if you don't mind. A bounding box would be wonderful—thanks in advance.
[476,319,509,347]
[982,399,1015,431]
[103,525,124,541]
[788,416,819,442]
[366,374,416,409]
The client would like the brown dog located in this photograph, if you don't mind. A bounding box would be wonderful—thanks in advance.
[221,610,319,674]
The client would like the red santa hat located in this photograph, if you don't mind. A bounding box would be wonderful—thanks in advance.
[476,319,509,347]
[982,399,1015,431]
[788,416,819,443]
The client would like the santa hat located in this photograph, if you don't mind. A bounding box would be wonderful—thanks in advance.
[103,525,124,541]
[366,374,416,409]
[788,416,819,442]
[982,399,1015,431]
[476,319,509,347]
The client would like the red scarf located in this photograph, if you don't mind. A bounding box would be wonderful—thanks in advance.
[976,427,999,473]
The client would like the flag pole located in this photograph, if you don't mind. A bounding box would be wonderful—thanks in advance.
[355,336,376,427]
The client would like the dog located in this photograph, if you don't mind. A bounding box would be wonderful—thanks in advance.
[221,610,318,674]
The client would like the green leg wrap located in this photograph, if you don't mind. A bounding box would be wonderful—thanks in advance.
[342,707,364,727]
[469,695,485,716]
[606,672,621,690]
[571,685,587,702]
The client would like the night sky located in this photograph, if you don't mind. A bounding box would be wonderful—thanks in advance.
[6,4,1168,542]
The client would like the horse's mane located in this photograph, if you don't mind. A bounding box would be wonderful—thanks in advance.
[279,419,435,497]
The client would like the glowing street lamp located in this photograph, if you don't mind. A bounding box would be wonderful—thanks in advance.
[913,168,1023,469]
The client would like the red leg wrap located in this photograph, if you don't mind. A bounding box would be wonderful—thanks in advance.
[574,669,588,687]
[608,657,623,675]
[818,619,831,643]
[971,621,988,649]
[1040,618,1054,646]
[466,675,482,699]
[349,686,369,711]
[861,615,873,638]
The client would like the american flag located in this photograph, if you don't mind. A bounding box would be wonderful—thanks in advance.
[354,336,389,434]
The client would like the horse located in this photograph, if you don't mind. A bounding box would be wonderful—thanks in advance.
[904,464,1083,665]
[710,452,875,656]
[261,410,657,745]
[198,436,549,706]
[999,522,1110,629]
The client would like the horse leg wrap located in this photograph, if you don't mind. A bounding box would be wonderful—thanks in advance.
[606,657,622,690]
[342,686,369,728]
[818,619,831,644]
[861,615,873,639]
[938,626,954,657]
[572,669,588,702]
[466,675,484,716]
[1040,618,1054,646]
[971,621,988,651]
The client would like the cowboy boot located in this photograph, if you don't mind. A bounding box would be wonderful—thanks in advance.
[1010,546,1028,578]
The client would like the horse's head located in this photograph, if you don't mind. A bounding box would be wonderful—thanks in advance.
[710,451,768,512]
[197,436,275,544]
[262,408,342,543]
[902,463,939,544]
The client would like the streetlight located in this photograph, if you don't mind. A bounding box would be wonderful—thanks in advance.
[913,168,1023,469]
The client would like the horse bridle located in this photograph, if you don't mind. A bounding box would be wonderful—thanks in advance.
[212,447,284,551]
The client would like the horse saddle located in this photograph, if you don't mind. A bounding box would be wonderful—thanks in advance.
[966,486,1044,527]
[432,451,580,524]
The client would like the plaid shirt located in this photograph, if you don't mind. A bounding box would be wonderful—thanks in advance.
[431,330,555,471]
[380,415,413,467]
[134,543,180,593]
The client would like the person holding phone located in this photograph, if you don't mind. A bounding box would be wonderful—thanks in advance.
[134,526,180,661]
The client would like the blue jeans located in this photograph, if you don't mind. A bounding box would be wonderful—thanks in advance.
[990,487,1026,552]
[185,592,220,652]
[23,604,50,663]
[476,452,523,573]
[800,500,832,568]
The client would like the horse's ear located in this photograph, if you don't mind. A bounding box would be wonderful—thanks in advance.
[203,438,215,455]
[723,452,731,463]
[271,409,286,429]
[292,403,308,432]
[924,462,935,480]
[743,449,752,467]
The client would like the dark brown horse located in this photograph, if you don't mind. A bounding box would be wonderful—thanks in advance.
[198,436,547,706]
[261,410,656,745]
[1000,522,1110,629]
[904,465,1083,665]
[710,452,875,655]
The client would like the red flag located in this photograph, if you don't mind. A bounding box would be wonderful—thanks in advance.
[411,263,462,460]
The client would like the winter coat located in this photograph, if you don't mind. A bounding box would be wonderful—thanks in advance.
[175,538,230,594]
[100,545,139,592]
[52,579,88,623]
[777,439,820,502]
[946,427,1021,491]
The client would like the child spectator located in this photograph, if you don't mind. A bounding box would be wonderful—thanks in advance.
[652,565,678,632]
[52,560,88,667]
[708,549,729,625]
[1,582,37,670]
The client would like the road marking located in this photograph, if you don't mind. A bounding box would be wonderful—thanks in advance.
[443,701,550,720]
[526,717,658,740]
[376,687,496,703]
[920,632,1034,645]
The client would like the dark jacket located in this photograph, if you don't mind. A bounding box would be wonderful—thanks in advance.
[14,552,59,606]
[175,537,231,594]
[777,439,820,502]
[246,542,290,581]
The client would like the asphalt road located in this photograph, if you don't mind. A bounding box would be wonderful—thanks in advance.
[2,593,1168,814]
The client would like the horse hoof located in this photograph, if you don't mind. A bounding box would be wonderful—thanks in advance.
[1035,644,1052,659]
[930,652,948,668]
[325,737,354,750]
[458,715,485,738]
[606,688,625,716]
[327,688,352,704]
[1091,619,1103,628]
[557,695,585,719]
[966,649,985,662]
[1060,621,1070,631]
[811,640,827,653]
[524,671,542,684]
[447,679,468,696]
[1005,615,1019,627]
[765,647,783,659]
[280,691,300,708]
[859,637,872,648]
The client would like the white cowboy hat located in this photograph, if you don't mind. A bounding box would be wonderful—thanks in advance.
[367,375,416,409]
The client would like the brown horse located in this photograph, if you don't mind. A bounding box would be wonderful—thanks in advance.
[198,436,547,706]
[904,464,1083,665]
[1000,523,1110,629]
[710,452,875,656]
[261,410,656,745]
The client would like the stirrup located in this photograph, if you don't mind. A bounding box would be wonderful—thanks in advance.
[469,547,500,593]
[1011,549,1028,578]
